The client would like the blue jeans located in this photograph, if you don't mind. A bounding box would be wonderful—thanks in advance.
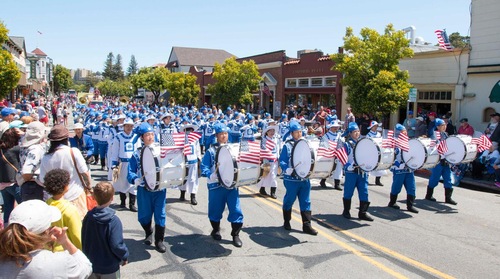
[1,184,22,224]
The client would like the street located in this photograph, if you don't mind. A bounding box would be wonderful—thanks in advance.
[88,164,500,279]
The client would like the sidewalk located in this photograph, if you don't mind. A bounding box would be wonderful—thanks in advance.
[415,169,500,193]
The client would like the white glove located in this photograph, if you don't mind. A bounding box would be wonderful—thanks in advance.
[411,127,416,130]
[134,178,141,186]
[285,168,293,175]
[209,172,218,181]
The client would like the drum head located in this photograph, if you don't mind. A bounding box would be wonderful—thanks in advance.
[216,145,238,188]
[291,139,314,179]
[141,146,160,191]
[354,138,379,172]
[402,139,426,170]
[445,136,466,164]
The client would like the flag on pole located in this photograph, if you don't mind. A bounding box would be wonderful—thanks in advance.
[37,31,43,35]
[382,130,395,148]
[334,146,348,165]
[437,139,449,155]
[262,82,271,97]
[471,134,492,152]
[395,132,410,152]
[160,133,185,147]
[264,138,276,151]
[435,29,453,51]
[239,140,261,164]
[184,144,194,156]
[187,132,202,144]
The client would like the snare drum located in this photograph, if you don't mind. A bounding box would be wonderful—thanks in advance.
[445,135,478,164]
[159,146,187,189]
[141,144,161,191]
[354,137,395,172]
[402,138,440,170]
[290,139,315,179]
[308,138,335,179]
[215,144,239,189]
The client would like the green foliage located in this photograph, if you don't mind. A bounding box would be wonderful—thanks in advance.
[103,52,114,80]
[130,67,170,104]
[166,72,200,105]
[206,57,261,108]
[331,24,413,118]
[53,64,73,95]
[96,78,133,97]
[113,54,124,80]
[102,52,124,81]
[0,21,21,99]
[448,32,470,48]
[127,55,138,76]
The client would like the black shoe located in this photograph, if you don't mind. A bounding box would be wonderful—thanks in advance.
[190,193,198,205]
[334,179,343,191]
[179,190,186,201]
[270,187,277,199]
[119,193,127,208]
[301,211,318,235]
[259,187,268,196]
[425,187,437,202]
[358,201,374,221]
[129,194,138,212]
[342,198,351,219]
[141,222,153,245]
[283,209,292,230]
[320,179,327,188]
[445,188,458,205]
[375,177,384,186]
[154,225,167,253]
[388,194,400,209]
[231,223,243,247]
[407,195,419,214]
[210,221,222,241]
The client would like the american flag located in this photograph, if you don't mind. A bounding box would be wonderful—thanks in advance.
[187,132,202,144]
[262,82,271,97]
[317,140,337,158]
[471,134,492,152]
[160,146,182,158]
[239,140,261,164]
[382,130,395,148]
[430,131,441,148]
[437,139,449,155]
[261,138,277,160]
[435,29,453,51]
[184,144,194,156]
[160,132,185,147]
[396,132,410,152]
[334,146,348,165]
[264,138,276,151]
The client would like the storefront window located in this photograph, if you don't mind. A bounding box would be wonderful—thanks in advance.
[311,78,323,87]
[286,79,297,88]
[298,78,309,87]
[325,76,337,87]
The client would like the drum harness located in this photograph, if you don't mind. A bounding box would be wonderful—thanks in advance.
[346,139,365,176]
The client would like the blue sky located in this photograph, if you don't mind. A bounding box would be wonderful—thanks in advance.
[1,0,471,72]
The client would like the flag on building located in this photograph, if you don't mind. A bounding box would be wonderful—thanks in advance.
[239,140,261,164]
[262,82,271,97]
[382,130,395,148]
[396,132,410,152]
[435,29,453,51]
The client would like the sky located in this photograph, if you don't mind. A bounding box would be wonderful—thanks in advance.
[1,0,472,72]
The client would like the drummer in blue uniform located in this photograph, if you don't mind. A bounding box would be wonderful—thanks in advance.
[341,122,373,221]
[388,124,419,213]
[425,118,457,205]
[200,122,244,247]
[127,123,167,253]
[279,120,318,235]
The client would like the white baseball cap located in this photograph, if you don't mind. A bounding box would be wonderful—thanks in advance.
[9,200,61,234]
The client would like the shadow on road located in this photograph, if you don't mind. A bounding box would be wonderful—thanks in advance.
[415,199,459,214]
[242,226,303,249]
[164,233,232,261]
[368,206,414,221]
[314,213,370,231]
[123,231,154,263]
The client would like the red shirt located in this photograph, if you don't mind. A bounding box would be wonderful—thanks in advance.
[458,124,474,136]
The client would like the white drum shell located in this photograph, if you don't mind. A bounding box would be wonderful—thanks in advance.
[354,138,395,172]
[402,138,440,170]
[308,138,335,179]
[160,147,186,188]
[445,135,477,164]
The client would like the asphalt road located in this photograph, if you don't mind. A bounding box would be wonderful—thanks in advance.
[87,163,500,279]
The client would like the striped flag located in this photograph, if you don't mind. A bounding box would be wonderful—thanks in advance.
[160,132,185,147]
[382,130,395,148]
[396,132,410,152]
[187,132,202,144]
[435,29,453,51]
[184,144,194,156]
[472,134,492,152]
[264,138,276,151]
[239,140,261,164]
[160,146,182,158]
[430,131,440,148]
[317,139,337,158]
[437,139,449,155]
[334,146,348,165]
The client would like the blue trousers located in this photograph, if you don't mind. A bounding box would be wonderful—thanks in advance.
[1,185,21,224]
[343,172,369,202]
[428,163,452,189]
[208,187,243,223]
[137,186,166,227]
[98,142,108,161]
[282,178,311,211]
[390,172,416,196]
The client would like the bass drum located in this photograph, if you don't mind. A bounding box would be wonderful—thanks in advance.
[308,138,335,179]
[237,141,261,186]
[445,135,478,164]
[141,144,161,191]
[159,146,187,189]
[354,137,395,172]
[215,144,239,189]
[291,139,315,179]
[402,138,440,170]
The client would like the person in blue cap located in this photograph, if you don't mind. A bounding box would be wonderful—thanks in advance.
[341,122,374,221]
[388,124,418,213]
[200,114,216,152]
[279,120,318,235]
[97,114,110,170]
[201,122,244,247]
[425,118,457,205]
[127,122,167,253]
[227,112,243,143]
[240,115,258,142]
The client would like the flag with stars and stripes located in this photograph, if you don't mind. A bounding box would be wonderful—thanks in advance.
[382,130,395,148]
[396,132,410,152]
[239,140,261,164]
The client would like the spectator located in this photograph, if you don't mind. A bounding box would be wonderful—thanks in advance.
[488,113,500,143]
[44,169,82,252]
[82,182,129,278]
[426,112,437,137]
[457,118,474,136]
[0,128,22,225]
[414,117,427,138]
[0,107,17,138]
[344,107,355,130]
[403,111,417,138]
[442,115,456,135]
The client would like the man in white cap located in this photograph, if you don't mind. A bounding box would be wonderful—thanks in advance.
[69,123,95,164]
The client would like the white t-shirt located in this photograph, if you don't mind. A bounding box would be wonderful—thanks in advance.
[37,106,47,119]
[39,145,88,201]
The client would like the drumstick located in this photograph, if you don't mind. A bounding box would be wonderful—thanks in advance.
[293,161,302,169]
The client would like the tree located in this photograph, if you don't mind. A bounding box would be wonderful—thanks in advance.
[96,79,133,97]
[448,32,470,49]
[206,57,261,108]
[331,24,413,119]
[53,64,73,95]
[113,54,124,80]
[130,67,170,104]
[0,21,21,100]
[127,55,138,76]
[102,52,114,80]
[166,72,200,105]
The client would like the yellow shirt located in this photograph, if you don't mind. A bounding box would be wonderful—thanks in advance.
[46,198,83,252]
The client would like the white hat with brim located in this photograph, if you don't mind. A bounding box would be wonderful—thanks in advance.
[9,200,61,234]
[179,124,199,132]
[20,121,48,147]
[74,123,84,130]
[263,125,278,136]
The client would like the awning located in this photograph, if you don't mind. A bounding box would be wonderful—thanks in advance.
[489,80,500,103]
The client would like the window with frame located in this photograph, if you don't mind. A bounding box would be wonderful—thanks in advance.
[311,78,323,87]
[298,78,309,87]
[325,76,337,87]
[286,79,297,88]
[418,91,452,101]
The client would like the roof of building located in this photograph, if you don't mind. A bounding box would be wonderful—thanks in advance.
[31,48,47,56]
[168,46,235,68]
[9,36,26,52]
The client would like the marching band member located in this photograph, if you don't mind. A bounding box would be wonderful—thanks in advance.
[279,121,318,235]
[89,113,101,164]
[228,112,243,143]
[342,122,373,221]
[110,118,141,212]
[366,121,385,186]
[97,115,110,171]
[201,122,244,247]
[127,123,167,253]
[158,113,178,135]
[240,115,258,142]
[257,125,279,198]
[319,120,343,190]
[201,114,216,151]
[425,118,457,205]
[388,124,419,213]
[179,124,202,205]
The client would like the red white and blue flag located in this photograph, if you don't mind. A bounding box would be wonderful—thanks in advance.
[262,82,271,97]
[435,29,453,51]
[335,146,348,165]
[239,140,261,164]
[471,134,492,152]
[382,130,395,148]
[437,139,449,155]
[396,132,410,152]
